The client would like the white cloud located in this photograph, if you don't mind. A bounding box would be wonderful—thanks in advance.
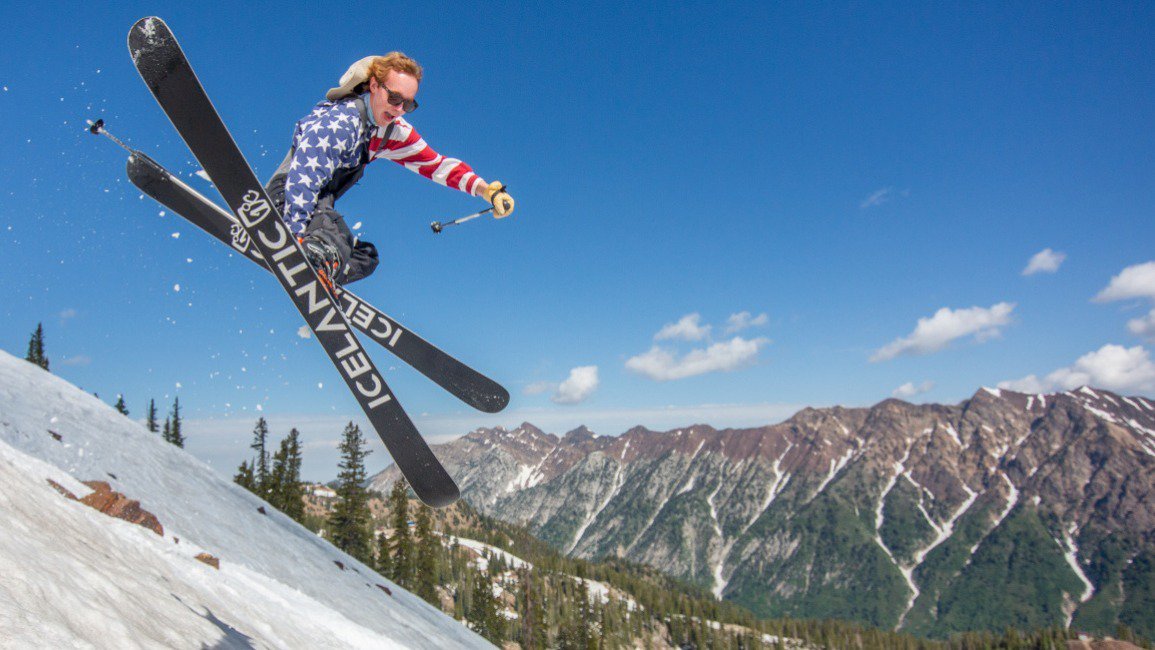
[59,308,78,323]
[297,326,312,339]
[725,311,769,334]
[1128,309,1155,344]
[860,187,893,209]
[654,313,711,342]
[998,344,1155,394]
[523,381,553,396]
[997,374,1049,394]
[1094,261,1155,302]
[626,337,768,381]
[892,381,935,399]
[860,187,910,209]
[1022,248,1066,276]
[553,366,599,404]
[871,302,1016,362]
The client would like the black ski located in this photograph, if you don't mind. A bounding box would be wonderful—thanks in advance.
[128,16,458,507]
[119,148,508,414]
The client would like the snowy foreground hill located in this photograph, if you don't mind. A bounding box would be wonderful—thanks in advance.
[0,349,491,649]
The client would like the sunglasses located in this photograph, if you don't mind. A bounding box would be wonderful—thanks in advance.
[377,83,419,113]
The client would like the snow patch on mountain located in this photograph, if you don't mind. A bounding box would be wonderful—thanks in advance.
[1061,531,1094,604]
[941,423,962,448]
[567,458,624,555]
[896,481,980,628]
[741,442,793,537]
[812,447,855,498]
[707,482,727,599]
[449,534,532,571]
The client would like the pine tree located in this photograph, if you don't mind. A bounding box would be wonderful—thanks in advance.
[518,567,548,650]
[269,429,305,522]
[468,565,503,645]
[387,479,414,588]
[163,416,172,443]
[574,576,593,650]
[24,326,37,365]
[146,399,159,433]
[267,450,285,507]
[282,428,305,521]
[376,526,392,578]
[234,460,255,491]
[25,323,48,371]
[451,545,469,620]
[249,417,270,496]
[328,422,373,564]
[413,502,440,605]
[114,395,129,416]
[164,397,185,447]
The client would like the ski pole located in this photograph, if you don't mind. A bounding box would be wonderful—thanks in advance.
[87,119,136,155]
[430,206,495,234]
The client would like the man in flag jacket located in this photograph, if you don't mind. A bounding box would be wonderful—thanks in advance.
[266,52,514,285]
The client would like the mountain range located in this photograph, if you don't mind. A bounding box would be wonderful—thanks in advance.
[372,386,1155,639]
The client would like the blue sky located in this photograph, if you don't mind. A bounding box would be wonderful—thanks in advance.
[2,1,1154,480]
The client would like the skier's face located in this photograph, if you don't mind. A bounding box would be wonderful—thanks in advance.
[369,72,419,124]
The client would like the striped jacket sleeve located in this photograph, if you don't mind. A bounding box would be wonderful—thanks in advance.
[370,118,486,196]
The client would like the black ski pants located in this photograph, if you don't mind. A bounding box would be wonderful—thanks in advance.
[264,176,380,285]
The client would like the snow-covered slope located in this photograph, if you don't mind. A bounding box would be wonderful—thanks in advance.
[0,350,491,649]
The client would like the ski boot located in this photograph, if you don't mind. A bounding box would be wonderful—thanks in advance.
[299,235,342,291]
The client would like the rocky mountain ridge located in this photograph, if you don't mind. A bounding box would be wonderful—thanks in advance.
[372,386,1155,638]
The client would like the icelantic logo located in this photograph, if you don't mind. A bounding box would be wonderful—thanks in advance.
[229,223,257,256]
[238,189,272,228]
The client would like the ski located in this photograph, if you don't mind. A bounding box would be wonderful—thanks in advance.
[115,145,508,414]
[128,16,458,507]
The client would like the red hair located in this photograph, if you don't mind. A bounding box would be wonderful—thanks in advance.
[368,52,423,84]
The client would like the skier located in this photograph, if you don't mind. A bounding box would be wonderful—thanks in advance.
[266,52,515,286]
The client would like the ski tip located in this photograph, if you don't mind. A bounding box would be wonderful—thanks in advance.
[129,16,166,39]
[420,488,461,509]
[480,387,511,414]
[125,151,167,184]
[127,16,172,61]
[130,16,168,37]
[411,469,460,509]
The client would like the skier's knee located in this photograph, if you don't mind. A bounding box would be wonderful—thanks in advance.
[343,241,379,284]
[305,209,378,285]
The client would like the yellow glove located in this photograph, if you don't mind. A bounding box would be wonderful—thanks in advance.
[481,180,515,218]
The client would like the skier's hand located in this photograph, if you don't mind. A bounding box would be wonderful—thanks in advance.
[482,181,515,218]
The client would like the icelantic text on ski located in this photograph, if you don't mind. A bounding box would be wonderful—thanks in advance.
[236,189,395,410]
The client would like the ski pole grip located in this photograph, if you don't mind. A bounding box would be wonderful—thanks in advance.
[492,185,512,214]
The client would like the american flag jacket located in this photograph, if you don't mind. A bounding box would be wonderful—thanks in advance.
[280,95,486,235]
